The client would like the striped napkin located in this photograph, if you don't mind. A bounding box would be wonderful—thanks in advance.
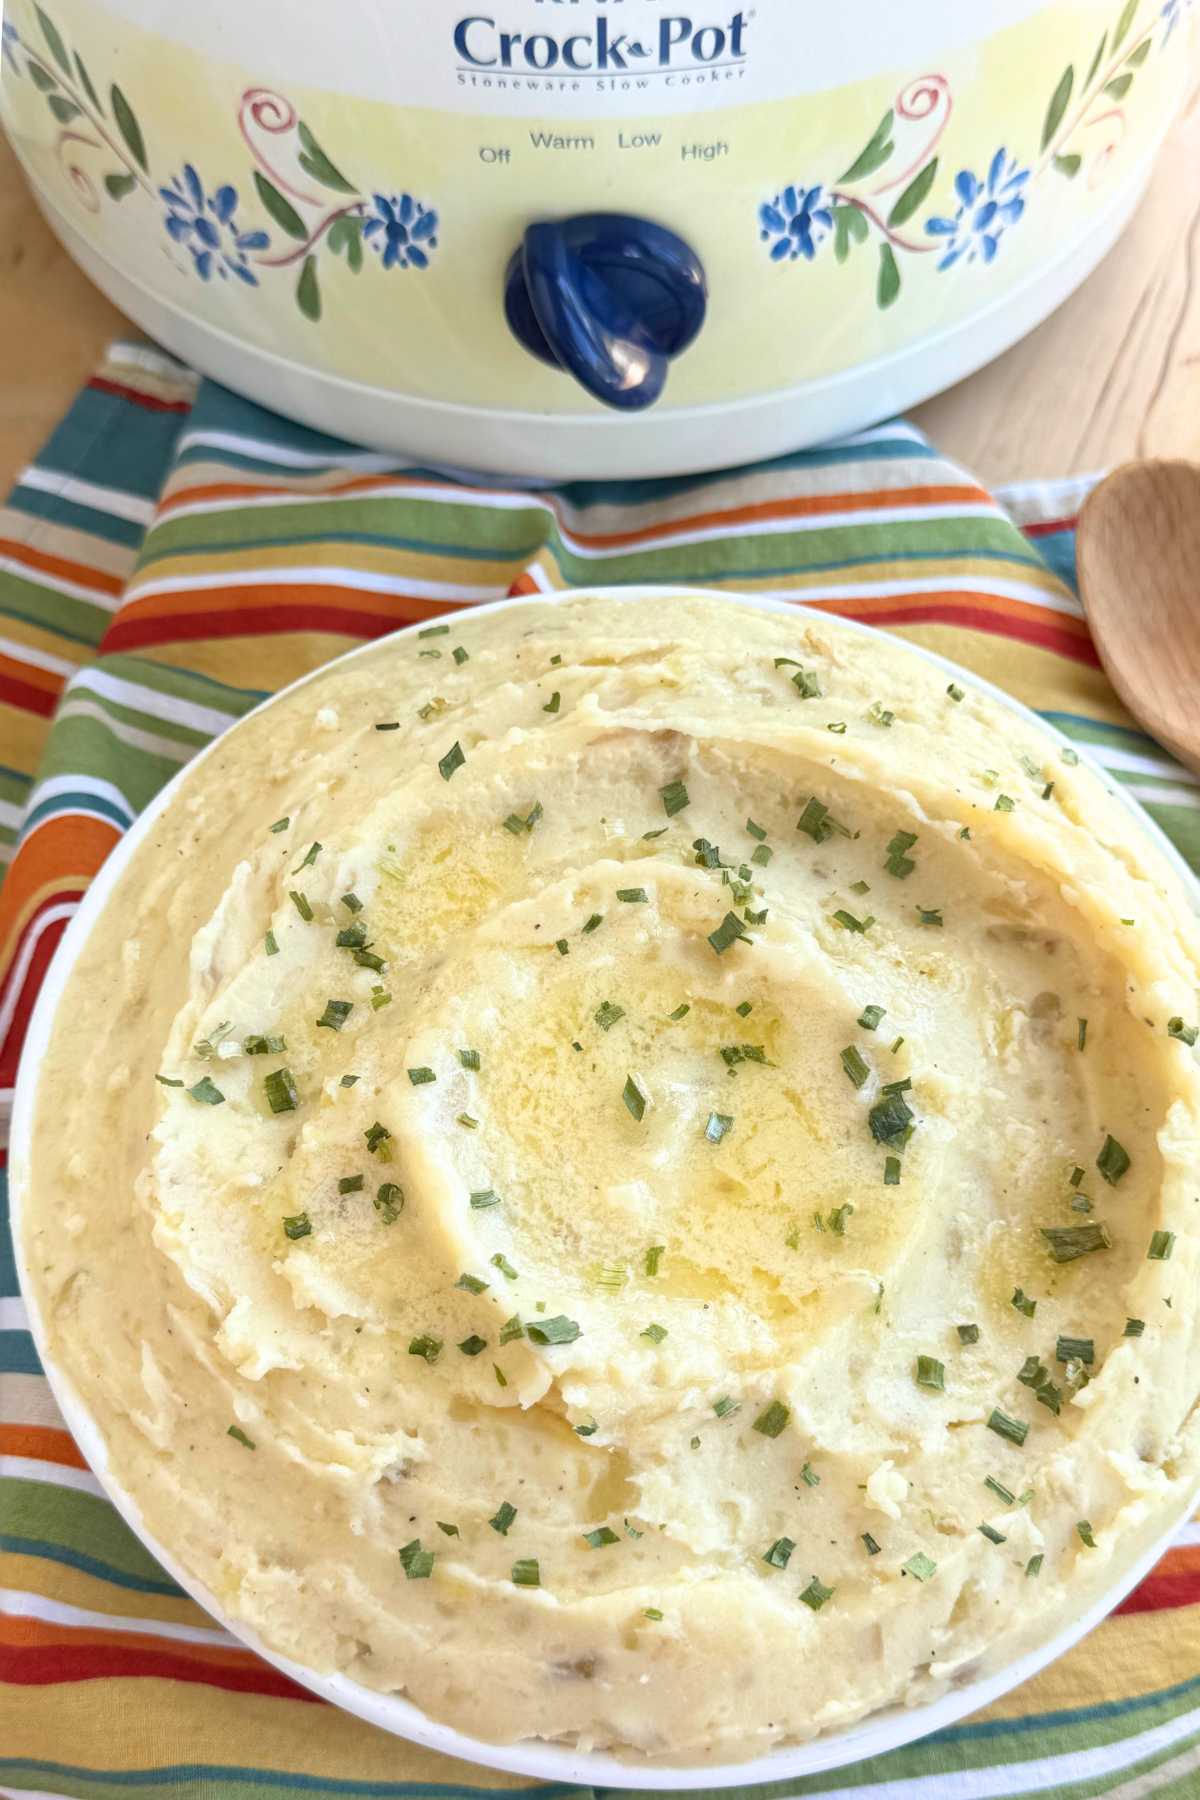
[2,341,1199,1800]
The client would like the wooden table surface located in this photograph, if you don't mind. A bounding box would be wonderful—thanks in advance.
[2,72,1198,493]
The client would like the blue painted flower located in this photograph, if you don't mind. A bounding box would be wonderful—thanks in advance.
[362,193,439,270]
[925,149,1029,270]
[758,183,834,263]
[1161,0,1191,42]
[160,165,269,284]
[1,21,22,72]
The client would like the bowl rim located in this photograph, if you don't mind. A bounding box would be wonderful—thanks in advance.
[10,584,1200,1789]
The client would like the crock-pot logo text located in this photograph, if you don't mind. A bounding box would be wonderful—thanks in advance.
[453,11,750,84]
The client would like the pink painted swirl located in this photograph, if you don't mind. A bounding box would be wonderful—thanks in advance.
[238,87,319,204]
[869,73,953,196]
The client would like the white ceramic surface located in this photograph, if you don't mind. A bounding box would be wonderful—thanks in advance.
[11,588,1200,1789]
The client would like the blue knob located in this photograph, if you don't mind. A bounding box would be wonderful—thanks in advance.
[504,213,706,411]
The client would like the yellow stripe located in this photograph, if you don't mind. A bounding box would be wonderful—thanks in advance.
[972,1602,1200,1721]
[0,703,53,783]
[135,636,366,694]
[890,623,1140,727]
[132,544,521,589]
[0,507,137,583]
[2,1552,217,1633]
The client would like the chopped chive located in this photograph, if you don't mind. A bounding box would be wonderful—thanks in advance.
[498,1315,524,1345]
[582,912,603,934]
[791,668,821,698]
[458,1048,481,1071]
[752,1400,790,1439]
[763,1537,795,1569]
[985,1475,1016,1505]
[364,1121,391,1154]
[623,1074,647,1122]
[453,646,469,665]
[583,1526,620,1549]
[746,818,768,841]
[408,1067,436,1086]
[916,906,943,927]
[264,930,279,956]
[595,1001,625,1032]
[957,1323,981,1345]
[289,890,313,921]
[1011,1287,1037,1317]
[1169,1017,1199,1046]
[994,795,1015,813]
[660,779,690,817]
[840,1045,870,1088]
[669,1003,691,1021]
[155,1075,185,1088]
[269,817,290,833]
[903,1552,936,1582]
[494,1364,508,1387]
[437,1522,461,1538]
[457,1113,478,1129]
[511,1558,540,1587]
[374,721,400,732]
[188,1076,225,1106]
[736,1000,754,1018]
[1077,1017,1088,1051]
[644,1245,664,1276]
[458,1335,487,1356]
[370,986,391,1010]
[375,1183,403,1223]
[555,938,569,955]
[316,999,353,1032]
[227,1424,256,1450]
[643,827,668,841]
[1125,1317,1146,1337]
[353,948,386,973]
[947,683,964,702]
[574,1419,598,1437]
[617,887,648,904]
[455,1273,489,1294]
[398,1539,434,1580]
[1041,1223,1112,1262]
[527,1315,582,1345]
[868,702,894,728]
[469,1189,500,1209]
[915,1355,945,1391]
[1077,1520,1097,1548]
[799,1576,834,1609]
[1036,1382,1063,1414]
[979,1523,1007,1545]
[1056,1336,1095,1365]
[833,909,873,933]
[1148,1230,1176,1261]
[337,1174,364,1195]
[800,1461,820,1488]
[264,1069,300,1113]
[713,1396,739,1418]
[282,1211,311,1240]
[336,922,367,949]
[1018,1355,1048,1389]
[542,692,561,714]
[408,1335,442,1364]
[705,1111,733,1144]
[693,837,723,869]
[292,841,321,873]
[641,1322,668,1345]
[987,1409,1029,1446]
[862,1533,881,1556]
[418,623,451,638]
[438,741,465,781]
[750,844,773,867]
[489,1502,518,1535]
[1097,1135,1130,1185]
[1026,1553,1044,1577]
[244,1034,286,1056]
[797,798,831,841]
[827,721,847,735]
[884,1155,901,1186]
[882,1077,912,1095]
[858,1004,886,1031]
[869,1091,914,1145]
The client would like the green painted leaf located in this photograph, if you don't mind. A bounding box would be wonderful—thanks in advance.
[297,254,322,322]
[1041,65,1074,150]
[110,84,146,169]
[73,51,102,113]
[28,63,58,92]
[1104,72,1133,98]
[839,109,894,184]
[1052,153,1082,177]
[104,170,137,199]
[1085,32,1108,85]
[877,242,901,310]
[254,171,307,240]
[833,206,852,263]
[297,121,356,194]
[1126,37,1151,65]
[47,93,81,123]
[328,214,364,272]
[1112,0,1139,51]
[35,7,71,74]
[887,157,938,227]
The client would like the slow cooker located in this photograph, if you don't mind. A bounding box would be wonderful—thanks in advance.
[0,0,1192,476]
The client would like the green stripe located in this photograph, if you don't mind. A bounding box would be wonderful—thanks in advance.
[33,716,189,813]
[0,1477,176,1590]
[0,570,116,648]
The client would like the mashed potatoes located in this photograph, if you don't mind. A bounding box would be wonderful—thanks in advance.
[18,591,1200,1762]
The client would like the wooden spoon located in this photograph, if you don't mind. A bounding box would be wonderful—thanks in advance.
[1076,458,1200,777]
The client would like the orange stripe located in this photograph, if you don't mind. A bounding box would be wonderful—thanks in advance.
[0,652,66,698]
[0,1425,89,1470]
[807,589,1094,639]
[0,536,124,598]
[153,475,995,548]
[0,819,118,972]
[0,1614,258,1671]
[112,583,451,627]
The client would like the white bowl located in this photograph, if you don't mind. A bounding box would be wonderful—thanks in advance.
[11,587,1200,1788]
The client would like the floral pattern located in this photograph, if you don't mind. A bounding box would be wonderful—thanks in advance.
[925,151,1029,268]
[757,0,1183,310]
[161,166,268,284]
[4,7,441,323]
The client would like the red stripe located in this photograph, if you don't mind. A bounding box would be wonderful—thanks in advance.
[818,599,1100,667]
[100,603,429,654]
[0,900,79,1091]
[0,671,60,719]
[88,376,193,416]
[0,1640,321,1701]
[1021,516,1079,539]
[1114,1570,1200,1617]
